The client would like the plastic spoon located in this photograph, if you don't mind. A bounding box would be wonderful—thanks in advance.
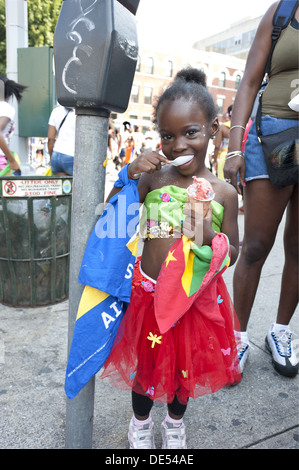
[171,155,194,166]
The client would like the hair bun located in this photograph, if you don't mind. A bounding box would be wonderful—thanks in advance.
[175,67,207,88]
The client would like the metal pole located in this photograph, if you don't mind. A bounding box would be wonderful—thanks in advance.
[65,108,109,449]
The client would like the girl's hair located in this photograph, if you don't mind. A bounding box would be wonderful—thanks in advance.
[153,66,216,124]
[0,75,27,103]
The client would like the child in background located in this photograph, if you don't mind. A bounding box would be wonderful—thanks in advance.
[101,67,241,449]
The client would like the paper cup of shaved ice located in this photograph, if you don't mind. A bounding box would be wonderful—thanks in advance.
[187,176,215,216]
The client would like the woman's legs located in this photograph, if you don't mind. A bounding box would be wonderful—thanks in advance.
[276,184,298,325]
[233,179,295,331]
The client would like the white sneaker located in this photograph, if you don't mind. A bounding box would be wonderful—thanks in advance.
[161,419,187,449]
[128,417,155,449]
[265,325,298,378]
[238,341,250,374]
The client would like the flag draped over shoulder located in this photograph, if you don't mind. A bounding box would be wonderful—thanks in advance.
[154,233,230,334]
[65,166,140,399]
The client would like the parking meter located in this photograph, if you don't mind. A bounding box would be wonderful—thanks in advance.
[54,0,139,114]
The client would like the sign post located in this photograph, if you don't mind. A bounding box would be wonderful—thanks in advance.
[53,0,139,448]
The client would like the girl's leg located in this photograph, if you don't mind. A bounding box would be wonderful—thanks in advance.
[233,179,294,331]
[129,391,155,449]
[167,394,188,420]
[162,395,188,449]
[131,390,153,420]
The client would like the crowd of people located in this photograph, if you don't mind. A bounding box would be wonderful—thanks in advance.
[106,121,161,171]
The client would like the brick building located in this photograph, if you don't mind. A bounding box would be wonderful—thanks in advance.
[111,47,245,131]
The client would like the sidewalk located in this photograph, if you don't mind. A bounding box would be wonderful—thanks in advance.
[0,165,298,449]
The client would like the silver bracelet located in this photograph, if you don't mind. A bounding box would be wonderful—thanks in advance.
[226,150,244,157]
[225,151,245,160]
[230,125,246,131]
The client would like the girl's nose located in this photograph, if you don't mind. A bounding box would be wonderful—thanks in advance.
[173,136,187,153]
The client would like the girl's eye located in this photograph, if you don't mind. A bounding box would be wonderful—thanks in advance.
[161,134,173,142]
[186,128,200,137]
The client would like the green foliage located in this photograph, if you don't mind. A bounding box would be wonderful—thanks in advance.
[0,0,6,74]
[27,0,63,47]
[0,0,62,74]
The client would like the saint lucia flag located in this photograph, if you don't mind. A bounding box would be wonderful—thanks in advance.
[154,233,230,334]
[65,166,140,399]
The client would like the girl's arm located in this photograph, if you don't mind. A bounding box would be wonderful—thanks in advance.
[183,184,238,260]
[105,151,170,204]
[0,116,20,171]
[220,185,239,266]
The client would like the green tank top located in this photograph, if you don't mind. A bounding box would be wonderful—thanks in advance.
[140,185,224,239]
[262,19,299,120]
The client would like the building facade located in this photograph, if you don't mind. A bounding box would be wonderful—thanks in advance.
[111,47,245,131]
[192,15,262,60]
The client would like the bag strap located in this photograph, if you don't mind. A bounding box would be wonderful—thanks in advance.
[256,0,299,139]
[264,0,299,75]
[57,108,71,134]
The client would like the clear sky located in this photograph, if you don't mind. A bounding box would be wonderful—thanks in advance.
[135,0,276,51]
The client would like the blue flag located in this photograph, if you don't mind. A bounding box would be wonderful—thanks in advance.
[65,166,140,399]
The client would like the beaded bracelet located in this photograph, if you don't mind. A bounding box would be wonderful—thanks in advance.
[230,125,246,131]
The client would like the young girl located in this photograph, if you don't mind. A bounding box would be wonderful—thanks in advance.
[100,67,241,449]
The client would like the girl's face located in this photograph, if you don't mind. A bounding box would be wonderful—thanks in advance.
[157,98,218,174]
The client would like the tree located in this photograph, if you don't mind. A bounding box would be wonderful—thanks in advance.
[0,1,6,75]
[0,0,62,75]
[27,0,62,47]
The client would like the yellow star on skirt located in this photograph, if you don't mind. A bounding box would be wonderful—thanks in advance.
[147,332,162,348]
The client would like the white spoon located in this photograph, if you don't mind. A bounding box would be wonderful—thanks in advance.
[171,155,194,166]
[132,154,194,177]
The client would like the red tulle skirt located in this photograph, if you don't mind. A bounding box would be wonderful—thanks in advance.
[100,258,241,405]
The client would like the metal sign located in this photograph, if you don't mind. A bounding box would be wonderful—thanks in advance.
[1,178,72,197]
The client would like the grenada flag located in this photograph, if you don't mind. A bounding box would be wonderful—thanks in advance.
[154,233,230,334]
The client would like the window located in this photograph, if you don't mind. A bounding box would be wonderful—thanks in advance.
[136,55,141,72]
[145,57,154,74]
[219,72,226,88]
[216,97,224,115]
[131,84,139,103]
[166,60,173,78]
[144,86,153,105]
[235,74,241,90]
[234,34,242,46]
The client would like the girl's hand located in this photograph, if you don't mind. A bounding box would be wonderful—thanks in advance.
[127,151,171,179]
[223,155,245,194]
[183,203,215,247]
[8,156,20,172]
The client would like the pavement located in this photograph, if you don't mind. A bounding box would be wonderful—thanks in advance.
[0,162,298,450]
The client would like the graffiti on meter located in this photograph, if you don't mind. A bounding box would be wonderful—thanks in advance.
[62,0,98,95]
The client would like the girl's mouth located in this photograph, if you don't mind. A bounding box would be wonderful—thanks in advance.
[172,155,194,167]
